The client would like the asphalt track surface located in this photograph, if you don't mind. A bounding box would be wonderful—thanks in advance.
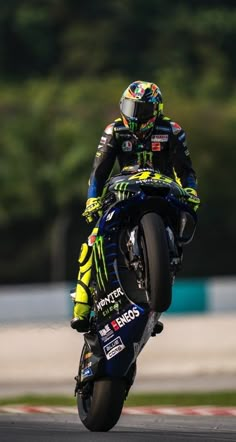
[1,413,236,442]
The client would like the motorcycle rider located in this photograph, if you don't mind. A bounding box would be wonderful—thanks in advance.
[71,80,200,332]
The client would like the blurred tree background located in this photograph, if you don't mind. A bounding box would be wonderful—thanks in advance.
[0,0,235,283]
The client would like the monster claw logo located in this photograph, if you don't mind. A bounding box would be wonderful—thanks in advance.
[137,151,153,167]
[93,236,108,291]
[114,182,130,201]
[129,120,138,132]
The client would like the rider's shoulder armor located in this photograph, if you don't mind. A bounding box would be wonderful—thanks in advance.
[154,115,171,133]
[114,118,128,131]
[113,117,132,139]
[104,118,130,137]
[170,121,182,135]
[155,116,183,137]
[104,122,115,135]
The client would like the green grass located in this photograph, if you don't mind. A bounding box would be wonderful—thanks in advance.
[1,392,236,407]
[125,392,236,407]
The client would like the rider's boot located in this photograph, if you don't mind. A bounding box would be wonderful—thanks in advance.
[71,243,93,332]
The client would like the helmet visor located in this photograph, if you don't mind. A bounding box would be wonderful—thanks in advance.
[121,98,157,122]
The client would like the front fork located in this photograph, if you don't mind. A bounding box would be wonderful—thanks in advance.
[166,226,183,280]
[126,226,145,289]
[127,224,182,286]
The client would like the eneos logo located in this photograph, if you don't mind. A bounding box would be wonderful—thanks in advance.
[111,306,140,330]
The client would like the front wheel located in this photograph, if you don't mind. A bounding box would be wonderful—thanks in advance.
[140,212,172,312]
[77,377,126,432]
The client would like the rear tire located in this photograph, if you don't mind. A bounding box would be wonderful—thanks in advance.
[140,212,172,312]
[78,378,126,432]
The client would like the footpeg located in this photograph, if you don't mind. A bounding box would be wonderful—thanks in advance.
[151,320,164,336]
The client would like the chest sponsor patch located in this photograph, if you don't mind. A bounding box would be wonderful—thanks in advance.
[151,135,165,151]
[151,141,161,151]
[122,140,133,152]
[152,134,169,142]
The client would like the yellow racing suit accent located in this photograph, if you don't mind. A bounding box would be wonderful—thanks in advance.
[73,243,93,319]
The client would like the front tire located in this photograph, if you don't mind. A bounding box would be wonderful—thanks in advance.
[77,378,126,432]
[140,212,172,312]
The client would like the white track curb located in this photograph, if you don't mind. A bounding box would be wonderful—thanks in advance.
[1,406,236,416]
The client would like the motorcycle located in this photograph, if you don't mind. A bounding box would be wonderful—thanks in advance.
[74,167,197,431]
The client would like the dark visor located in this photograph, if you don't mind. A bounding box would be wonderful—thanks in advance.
[121,98,156,122]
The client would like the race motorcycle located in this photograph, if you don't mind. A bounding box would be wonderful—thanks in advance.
[74,167,197,432]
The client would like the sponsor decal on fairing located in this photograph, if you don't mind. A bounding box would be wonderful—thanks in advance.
[103,336,125,360]
[96,287,124,312]
[101,302,121,318]
[111,306,140,330]
[81,367,93,379]
[106,210,115,222]
[98,324,114,342]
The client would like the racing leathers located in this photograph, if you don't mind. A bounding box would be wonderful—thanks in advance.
[71,115,198,331]
[87,116,196,198]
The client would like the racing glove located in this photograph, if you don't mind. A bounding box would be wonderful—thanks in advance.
[183,188,200,212]
[82,197,102,223]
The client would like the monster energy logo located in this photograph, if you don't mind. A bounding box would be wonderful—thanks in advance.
[114,182,130,200]
[137,151,153,167]
[93,236,108,291]
[129,121,138,131]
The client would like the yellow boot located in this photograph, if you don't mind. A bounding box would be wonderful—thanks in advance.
[71,243,93,332]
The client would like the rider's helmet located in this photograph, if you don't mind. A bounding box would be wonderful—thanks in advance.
[120,80,163,137]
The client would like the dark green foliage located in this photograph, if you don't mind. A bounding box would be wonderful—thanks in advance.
[1,1,236,86]
[0,1,235,282]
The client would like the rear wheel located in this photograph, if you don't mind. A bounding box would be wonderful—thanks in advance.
[77,377,126,432]
[140,212,172,312]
